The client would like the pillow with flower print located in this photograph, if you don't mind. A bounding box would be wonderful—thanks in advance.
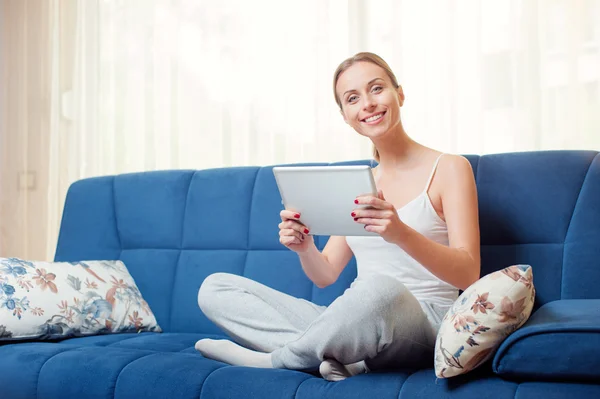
[0,257,161,341]
[434,264,535,378]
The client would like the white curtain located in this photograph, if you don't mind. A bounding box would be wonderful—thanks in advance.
[1,0,599,261]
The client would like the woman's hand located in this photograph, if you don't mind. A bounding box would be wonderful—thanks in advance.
[278,210,314,253]
[352,190,407,244]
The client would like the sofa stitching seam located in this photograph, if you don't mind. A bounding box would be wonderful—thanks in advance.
[167,172,194,330]
[179,171,195,250]
[104,333,153,346]
[197,366,226,399]
[178,172,196,251]
[292,376,313,399]
[118,243,566,251]
[396,372,412,399]
[112,177,123,250]
[112,352,157,398]
[35,347,83,399]
[513,382,520,399]
[247,168,259,250]
[241,169,259,276]
[167,251,182,330]
[241,251,249,278]
[560,153,595,299]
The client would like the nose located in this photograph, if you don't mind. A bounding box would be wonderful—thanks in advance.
[362,94,376,111]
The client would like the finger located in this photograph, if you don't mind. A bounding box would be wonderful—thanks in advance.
[287,235,304,245]
[377,189,385,201]
[280,210,301,222]
[280,236,292,246]
[280,235,299,246]
[278,220,307,232]
[354,217,384,226]
[281,235,303,247]
[363,224,381,234]
[281,228,306,241]
[287,221,309,234]
[354,196,391,210]
[351,209,394,219]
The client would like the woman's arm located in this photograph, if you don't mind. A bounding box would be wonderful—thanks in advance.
[396,155,480,290]
[298,236,354,288]
[354,155,480,290]
[279,210,353,288]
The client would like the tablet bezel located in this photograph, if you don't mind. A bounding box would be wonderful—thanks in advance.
[273,165,379,237]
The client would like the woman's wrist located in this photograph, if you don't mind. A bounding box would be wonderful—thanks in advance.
[391,221,411,248]
[296,238,317,255]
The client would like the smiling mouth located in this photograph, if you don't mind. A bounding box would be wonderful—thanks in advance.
[362,111,385,123]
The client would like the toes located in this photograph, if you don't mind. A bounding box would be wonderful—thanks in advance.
[195,338,212,352]
[319,359,350,382]
[319,360,334,378]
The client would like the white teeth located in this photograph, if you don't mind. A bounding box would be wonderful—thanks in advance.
[365,113,383,122]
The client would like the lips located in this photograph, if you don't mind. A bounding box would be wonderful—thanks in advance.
[361,111,386,123]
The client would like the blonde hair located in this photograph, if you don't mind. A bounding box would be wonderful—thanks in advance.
[333,52,400,162]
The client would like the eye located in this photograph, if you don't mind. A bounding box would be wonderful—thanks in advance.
[347,95,358,103]
[372,86,383,93]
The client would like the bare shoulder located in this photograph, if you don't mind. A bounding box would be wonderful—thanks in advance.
[439,154,475,181]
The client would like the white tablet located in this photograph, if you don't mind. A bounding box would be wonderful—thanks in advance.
[273,165,379,236]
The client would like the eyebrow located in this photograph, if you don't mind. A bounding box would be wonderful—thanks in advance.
[343,78,385,97]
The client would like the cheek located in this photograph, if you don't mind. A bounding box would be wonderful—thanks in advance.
[342,108,359,123]
[388,108,400,122]
[383,92,399,106]
[385,97,401,115]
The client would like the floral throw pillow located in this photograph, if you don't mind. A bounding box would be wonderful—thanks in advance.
[434,264,535,378]
[0,257,161,341]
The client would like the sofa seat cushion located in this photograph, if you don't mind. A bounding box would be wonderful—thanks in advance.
[493,299,600,382]
[0,343,223,399]
[1,336,599,399]
[56,331,226,353]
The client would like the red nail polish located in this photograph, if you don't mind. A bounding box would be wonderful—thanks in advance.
[304,229,309,234]
[294,214,300,219]
[354,217,358,221]
[351,212,356,217]
[354,199,358,204]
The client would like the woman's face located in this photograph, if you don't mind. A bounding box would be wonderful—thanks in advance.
[335,61,404,140]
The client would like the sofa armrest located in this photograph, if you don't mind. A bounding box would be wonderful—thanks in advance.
[492,299,600,382]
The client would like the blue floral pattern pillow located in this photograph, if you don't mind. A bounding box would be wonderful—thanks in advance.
[0,257,161,340]
[434,264,535,378]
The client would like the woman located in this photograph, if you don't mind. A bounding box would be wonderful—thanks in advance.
[195,52,480,381]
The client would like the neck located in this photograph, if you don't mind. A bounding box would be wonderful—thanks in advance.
[372,120,426,171]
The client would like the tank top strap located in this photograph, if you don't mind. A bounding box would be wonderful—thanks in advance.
[423,153,445,193]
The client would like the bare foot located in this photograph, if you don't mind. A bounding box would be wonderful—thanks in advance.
[319,359,367,381]
[195,339,272,368]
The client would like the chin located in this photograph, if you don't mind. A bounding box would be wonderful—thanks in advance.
[359,126,389,139]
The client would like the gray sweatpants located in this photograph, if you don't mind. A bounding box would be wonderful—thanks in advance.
[197,272,447,371]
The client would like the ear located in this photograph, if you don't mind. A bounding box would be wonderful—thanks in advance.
[396,85,405,107]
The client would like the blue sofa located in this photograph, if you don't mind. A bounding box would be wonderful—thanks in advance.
[1,150,599,398]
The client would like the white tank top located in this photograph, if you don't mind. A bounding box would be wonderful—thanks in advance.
[346,154,458,307]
